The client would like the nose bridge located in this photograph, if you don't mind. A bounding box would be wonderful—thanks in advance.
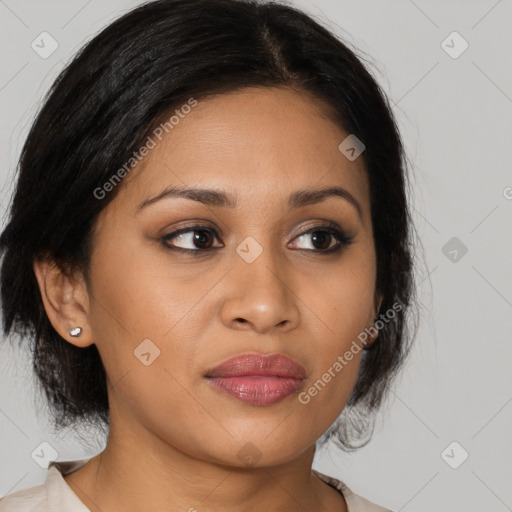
[221,232,299,333]
[239,243,284,295]
[236,234,288,303]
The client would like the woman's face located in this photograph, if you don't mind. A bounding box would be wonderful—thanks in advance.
[78,86,381,466]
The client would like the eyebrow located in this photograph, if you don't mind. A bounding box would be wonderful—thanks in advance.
[135,185,363,220]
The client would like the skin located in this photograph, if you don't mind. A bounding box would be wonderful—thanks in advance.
[33,86,383,512]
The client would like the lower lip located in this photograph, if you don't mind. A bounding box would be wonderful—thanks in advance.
[206,376,304,406]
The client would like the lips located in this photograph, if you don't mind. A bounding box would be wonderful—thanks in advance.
[205,352,307,379]
[204,352,306,406]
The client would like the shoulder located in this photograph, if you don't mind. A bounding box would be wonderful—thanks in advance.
[313,469,394,512]
[0,460,91,512]
[0,482,47,511]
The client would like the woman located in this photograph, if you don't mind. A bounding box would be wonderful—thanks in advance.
[0,0,419,510]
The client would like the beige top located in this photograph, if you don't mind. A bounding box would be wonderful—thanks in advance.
[0,459,392,511]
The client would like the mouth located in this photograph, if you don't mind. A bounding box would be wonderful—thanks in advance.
[204,352,306,406]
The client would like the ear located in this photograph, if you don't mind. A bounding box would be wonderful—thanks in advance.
[364,291,384,349]
[32,258,94,348]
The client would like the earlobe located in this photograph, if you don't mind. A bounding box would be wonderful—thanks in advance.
[32,259,94,348]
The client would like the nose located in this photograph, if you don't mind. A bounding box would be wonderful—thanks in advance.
[220,245,300,335]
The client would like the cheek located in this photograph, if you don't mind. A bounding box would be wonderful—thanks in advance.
[89,228,207,343]
[326,246,377,331]
[295,251,376,410]
[87,245,217,451]
[87,234,225,422]
[86,235,204,390]
[303,245,377,340]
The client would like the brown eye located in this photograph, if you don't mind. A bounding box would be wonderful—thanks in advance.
[162,226,223,253]
[190,230,215,249]
[289,225,354,254]
[310,231,334,250]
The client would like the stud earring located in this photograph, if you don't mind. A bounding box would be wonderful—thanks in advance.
[69,327,82,337]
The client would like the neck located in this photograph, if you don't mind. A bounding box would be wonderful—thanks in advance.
[64,414,346,512]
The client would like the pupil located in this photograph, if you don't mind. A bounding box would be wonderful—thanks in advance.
[194,230,211,248]
[312,231,329,250]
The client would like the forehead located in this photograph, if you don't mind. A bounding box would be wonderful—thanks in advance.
[114,86,369,216]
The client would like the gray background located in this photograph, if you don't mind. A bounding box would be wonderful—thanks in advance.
[1,1,511,511]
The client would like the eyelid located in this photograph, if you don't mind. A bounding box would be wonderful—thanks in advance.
[162,225,224,251]
[161,220,355,255]
[290,222,355,251]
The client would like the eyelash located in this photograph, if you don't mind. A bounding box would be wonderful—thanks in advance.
[161,221,355,257]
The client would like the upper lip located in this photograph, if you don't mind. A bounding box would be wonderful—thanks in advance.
[205,352,306,379]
